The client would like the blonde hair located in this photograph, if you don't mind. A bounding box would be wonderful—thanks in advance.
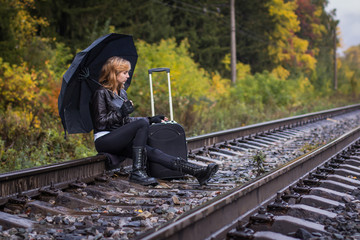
[99,56,131,92]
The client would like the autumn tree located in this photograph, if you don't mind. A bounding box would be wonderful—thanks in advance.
[266,0,317,78]
[0,0,49,65]
[338,45,360,97]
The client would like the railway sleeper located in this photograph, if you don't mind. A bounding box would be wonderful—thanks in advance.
[281,130,299,135]
[223,143,248,152]
[337,163,360,173]
[248,138,274,146]
[256,135,280,143]
[53,192,97,209]
[342,159,360,167]
[228,227,298,240]
[208,151,234,159]
[261,134,284,141]
[285,204,337,222]
[218,145,245,156]
[26,200,71,216]
[191,155,223,165]
[248,215,329,238]
[208,145,242,156]
[266,133,290,140]
[299,195,345,209]
[318,179,358,193]
[0,211,35,230]
[334,168,360,178]
[238,139,269,148]
[267,194,339,222]
[326,174,360,187]
[234,142,262,150]
[309,187,354,202]
[275,131,295,138]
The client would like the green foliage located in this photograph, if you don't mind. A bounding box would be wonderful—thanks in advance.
[252,151,266,176]
[206,71,294,130]
[0,0,49,64]
[0,107,96,173]
[128,38,215,130]
[337,45,360,97]
[300,142,322,153]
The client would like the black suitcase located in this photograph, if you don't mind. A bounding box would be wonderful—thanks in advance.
[147,68,188,179]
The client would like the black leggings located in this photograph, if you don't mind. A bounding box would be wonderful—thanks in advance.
[95,119,149,154]
[95,119,177,170]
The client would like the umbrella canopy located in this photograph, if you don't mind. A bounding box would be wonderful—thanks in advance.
[58,33,138,134]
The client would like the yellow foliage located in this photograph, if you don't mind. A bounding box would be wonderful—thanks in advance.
[209,72,229,98]
[0,58,39,108]
[221,54,231,71]
[8,108,41,129]
[271,66,290,80]
[344,46,360,68]
[133,38,211,100]
[222,54,251,81]
[268,0,300,41]
[311,8,326,40]
[236,62,251,81]
[267,0,317,73]
[0,56,61,127]
[8,0,49,51]
[298,76,314,93]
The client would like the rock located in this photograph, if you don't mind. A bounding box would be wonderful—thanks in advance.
[165,212,175,220]
[91,214,101,220]
[8,228,18,235]
[325,225,339,233]
[94,233,104,240]
[332,233,344,240]
[138,211,152,219]
[312,232,323,237]
[125,221,141,227]
[295,228,314,239]
[45,216,53,223]
[66,226,76,233]
[101,220,109,227]
[111,230,122,238]
[342,195,353,203]
[172,195,180,205]
[53,216,62,224]
[47,229,57,235]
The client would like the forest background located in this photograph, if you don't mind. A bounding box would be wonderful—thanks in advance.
[1,0,360,173]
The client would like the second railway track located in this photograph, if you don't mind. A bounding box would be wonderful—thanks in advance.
[1,104,360,239]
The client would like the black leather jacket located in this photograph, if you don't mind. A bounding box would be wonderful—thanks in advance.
[91,87,148,133]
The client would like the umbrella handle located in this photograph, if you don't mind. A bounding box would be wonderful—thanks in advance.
[79,67,90,79]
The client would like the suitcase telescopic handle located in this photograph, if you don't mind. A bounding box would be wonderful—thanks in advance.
[148,68,174,121]
[148,68,170,74]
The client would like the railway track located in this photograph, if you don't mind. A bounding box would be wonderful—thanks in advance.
[1,104,360,239]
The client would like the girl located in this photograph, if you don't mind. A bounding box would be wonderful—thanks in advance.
[91,56,218,186]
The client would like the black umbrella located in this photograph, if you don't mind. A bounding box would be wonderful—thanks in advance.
[58,33,138,135]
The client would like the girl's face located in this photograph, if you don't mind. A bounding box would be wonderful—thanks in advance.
[116,70,129,86]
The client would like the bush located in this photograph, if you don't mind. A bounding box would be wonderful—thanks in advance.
[0,108,96,173]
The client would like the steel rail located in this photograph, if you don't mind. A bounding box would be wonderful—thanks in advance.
[0,155,106,205]
[138,126,360,240]
[1,104,359,204]
[187,103,360,150]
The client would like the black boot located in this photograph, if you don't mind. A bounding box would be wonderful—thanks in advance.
[129,147,158,186]
[174,158,219,185]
